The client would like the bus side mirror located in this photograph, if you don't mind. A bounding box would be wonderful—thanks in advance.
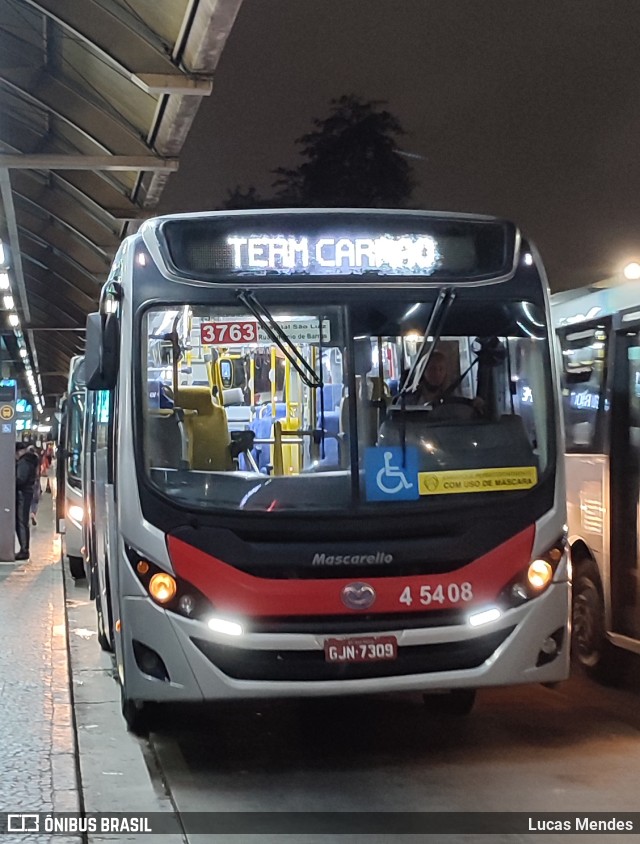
[85,312,120,390]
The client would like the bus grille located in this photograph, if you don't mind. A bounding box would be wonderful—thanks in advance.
[190,627,514,682]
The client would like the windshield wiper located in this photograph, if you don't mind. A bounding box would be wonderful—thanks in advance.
[236,290,323,390]
[395,287,457,402]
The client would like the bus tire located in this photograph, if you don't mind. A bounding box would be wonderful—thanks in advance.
[422,689,476,716]
[96,590,113,653]
[572,559,626,685]
[121,690,151,736]
[68,555,85,580]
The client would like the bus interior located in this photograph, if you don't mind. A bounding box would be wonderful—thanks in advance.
[141,298,551,511]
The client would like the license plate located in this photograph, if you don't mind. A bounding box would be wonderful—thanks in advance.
[324,635,398,663]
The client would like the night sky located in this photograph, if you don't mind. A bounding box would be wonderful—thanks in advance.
[159,0,640,292]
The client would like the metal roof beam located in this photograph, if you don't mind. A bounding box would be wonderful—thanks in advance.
[16,211,112,275]
[21,0,213,94]
[22,283,87,327]
[19,227,104,285]
[51,172,143,225]
[0,68,151,155]
[14,192,115,261]
[24,271,96,316]
[0,154,177,171]
[11,171,120,243]
[0,169,30,322]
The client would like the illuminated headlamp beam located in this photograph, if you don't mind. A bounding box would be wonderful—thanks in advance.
[207,617,243,636]
[469,607,502,627]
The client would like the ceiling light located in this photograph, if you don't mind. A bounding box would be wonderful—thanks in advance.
[19,348,27,358]
[0,272,9,290]
[3,295,14,310]
[8,313,19,327]
[624,262,640,281]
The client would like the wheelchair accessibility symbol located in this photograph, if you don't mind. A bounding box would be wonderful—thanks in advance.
[365,446,419,502]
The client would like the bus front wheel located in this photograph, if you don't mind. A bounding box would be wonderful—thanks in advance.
[121,690,151,736]
[572,560,625,685]
[422,689,476,715]
[68,555,85,580]
[96,590,113,653]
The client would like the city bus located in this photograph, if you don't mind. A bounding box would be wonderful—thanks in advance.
[84,209,569,732]
[56,354,86,580]
[553,279,640,683]
[82,387,113,649]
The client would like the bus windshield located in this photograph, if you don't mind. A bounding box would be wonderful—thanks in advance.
[140,296,553,513]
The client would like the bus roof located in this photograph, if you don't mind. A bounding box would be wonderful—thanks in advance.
[551,279,640,327]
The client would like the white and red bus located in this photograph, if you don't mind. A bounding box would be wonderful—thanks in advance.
[84,209,569,732]
[553,279,640,683]
[56,354,86,580]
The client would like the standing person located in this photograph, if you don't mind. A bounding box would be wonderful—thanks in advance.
[29,445,42,526]
[15,442,40,560]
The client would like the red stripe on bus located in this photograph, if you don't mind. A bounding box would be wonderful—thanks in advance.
[167,526,535,617]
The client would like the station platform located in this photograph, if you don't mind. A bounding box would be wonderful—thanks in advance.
[0,495,181,844]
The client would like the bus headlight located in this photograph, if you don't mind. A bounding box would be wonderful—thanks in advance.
[500,539,566,609]
[178,594,196,616]
[527,559,553,591]
[149,573,177,604]
[127,546,213,620]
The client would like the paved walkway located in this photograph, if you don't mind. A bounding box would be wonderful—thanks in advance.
[0,490,81,844]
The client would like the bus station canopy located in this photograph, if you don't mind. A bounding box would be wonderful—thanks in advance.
[0,0,242,404]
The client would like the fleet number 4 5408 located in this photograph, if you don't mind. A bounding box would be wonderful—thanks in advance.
[399,582,474,607]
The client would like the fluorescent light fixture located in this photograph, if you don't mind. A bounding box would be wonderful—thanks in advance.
[3,295,14,310]
[0,272,9,290]
[0,242,5,265]
[19,348,27,358]
[468,607,502,627]
[524,252,533,266]
[207,617,243,636]
[8,313,19,327]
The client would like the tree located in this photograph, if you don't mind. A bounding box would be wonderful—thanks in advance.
[272,95,415,208]
[219,96,416,210]
[221,185,269,210]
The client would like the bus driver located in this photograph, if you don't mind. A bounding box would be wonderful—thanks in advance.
[410,350,449,405]
[405,349,485,416]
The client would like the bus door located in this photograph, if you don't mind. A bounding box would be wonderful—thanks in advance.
[610,319,640,642]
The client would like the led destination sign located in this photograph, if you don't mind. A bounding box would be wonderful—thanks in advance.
[160,214,515,281]
[227,234,439,274]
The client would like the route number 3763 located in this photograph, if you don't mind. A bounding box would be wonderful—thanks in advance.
[399,582,474,607]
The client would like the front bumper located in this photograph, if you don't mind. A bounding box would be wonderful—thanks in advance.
[119,581,570,703]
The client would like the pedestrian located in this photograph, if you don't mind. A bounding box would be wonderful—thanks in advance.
[28,445,42,526]
[15,441,40,560]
